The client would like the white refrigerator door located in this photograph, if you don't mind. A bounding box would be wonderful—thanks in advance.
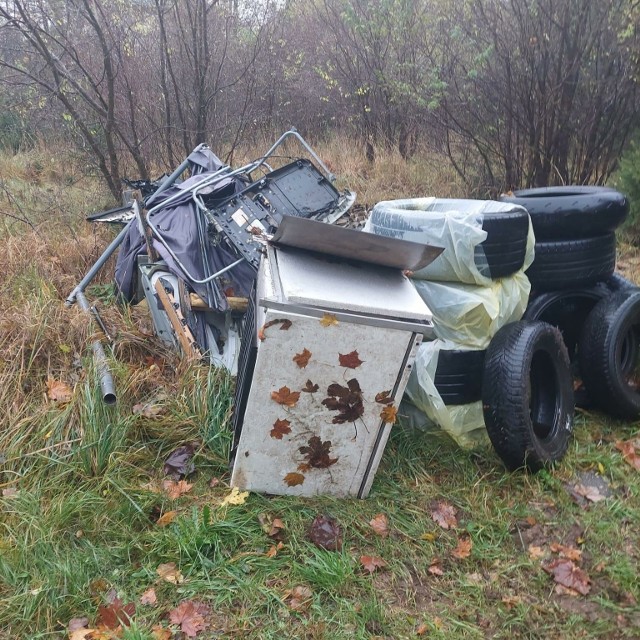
[231,308,418,497]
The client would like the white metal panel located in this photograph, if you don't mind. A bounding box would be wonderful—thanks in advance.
[273,248,432,321]
[230,309,416,497]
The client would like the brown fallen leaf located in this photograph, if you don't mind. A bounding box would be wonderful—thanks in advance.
[299,436,338,469]
[258,318,293,341]
[573,483,606,503]
[528,544,546,559]
[615,439,640,471]
[156,511,178,527]
[501,595,522,609]
[380,404,398,424]
[431,501,458,530]
[163,479,193,500]
[283,472,305,487]
[339,350,364,369]
[549,542,582,562]
[301,379,319,393]
[68,618,90,633]
[293,348,312,368]
[369,513,389,538]
[360,555,387,573]
[309,514,342,550]
[169,600,210,637]
[156,562,183,584]
[284,585,313,611]
[319,313,339,327]
[46,377,73,403]
[266,541,284,558]
[543,558,591,595]
[97,596,135,629]
[140,588,157,606]
[151,625,172,640]
[416,623,429,636]
[452,536,472,559]
[375,390,394,405]
[69,629,99,640]
[270,418,292,440]
[428,560,444,576]
[271,386,301,407]
[258,513,286,540]
[163,443,196,478]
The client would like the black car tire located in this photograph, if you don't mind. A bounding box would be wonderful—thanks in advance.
[434,349,486,405]
[367,206,530,280]
[482,321,574,472]
[499,186,628,240]
[526,233,616,290]
[578,290,640,419]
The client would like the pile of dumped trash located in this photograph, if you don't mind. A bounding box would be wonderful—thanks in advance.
[67,130,638,498]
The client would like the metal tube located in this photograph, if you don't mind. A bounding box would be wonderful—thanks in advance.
[145,143,207,207]
[65,222,132,306]
[76,291,117,405]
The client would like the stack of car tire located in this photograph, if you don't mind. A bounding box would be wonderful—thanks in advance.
[500,187,640,421]
[363,198,576,471]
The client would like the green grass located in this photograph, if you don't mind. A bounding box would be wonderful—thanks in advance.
[1,148,639,639]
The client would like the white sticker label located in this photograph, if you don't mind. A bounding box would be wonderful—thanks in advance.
[231,208,249,227]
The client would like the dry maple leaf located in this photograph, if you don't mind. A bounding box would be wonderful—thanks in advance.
[162,479,193,500]
[543,558,591,595]
[151,625,172,640]
[369,513,389,538]
[169,600,210,638]
[156,510,178,527]
[284,472,305,487]
[309,514,342,550]
[270,418,292,440]
[339,350,364,368]
[615,439,640,471]
[573,483,606,503]
[285,585,313,611]
[380,404,398,424]
[501,595,522,609]
[549,542,582,562]
[271,386,301,407]
[431,501,458,530]
[258,514,286,540]
[452,536,473,559]
[156,562,183,584]
[322,378,364,424]
[528,545,545,559]
[319,313,339,327]
[301,379,319,393]
[299,436,338,469]
[375,390,394,405]
[97,596,135,629]
[266,541,284,558]
[140,588,157,606]
[46,377,73,403]
[293,348,312,368]
[258,318,293,341]
[360,555,387,573]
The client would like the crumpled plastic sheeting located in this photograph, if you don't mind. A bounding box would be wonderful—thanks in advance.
[412,271,531,349]
[402,340,489,449]
[364,197,534,286]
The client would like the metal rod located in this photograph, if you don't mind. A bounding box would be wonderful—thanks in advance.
[76,291,117,405]
[65,222,131,306]
[65,144,207,307]
[145,143,206,207]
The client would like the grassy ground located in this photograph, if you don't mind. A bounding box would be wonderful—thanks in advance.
[0,144,639,640]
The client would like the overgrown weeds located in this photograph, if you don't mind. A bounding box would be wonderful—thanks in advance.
[0,146,639,639]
